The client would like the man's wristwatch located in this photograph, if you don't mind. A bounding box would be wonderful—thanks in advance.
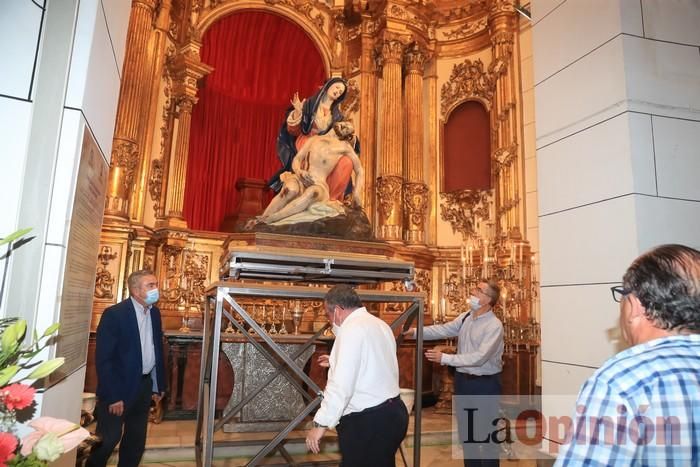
[312,421,328,428]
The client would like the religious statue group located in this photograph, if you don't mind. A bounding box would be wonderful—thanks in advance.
[246,78,369,237]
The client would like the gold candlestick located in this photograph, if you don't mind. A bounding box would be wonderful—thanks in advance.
[291,300,304,335]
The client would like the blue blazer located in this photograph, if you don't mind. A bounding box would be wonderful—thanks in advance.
[95,298,167,406]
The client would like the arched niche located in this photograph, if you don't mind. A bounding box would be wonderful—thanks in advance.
[196,3,332,75]
[183,10,327,232]
[442,100,491,193]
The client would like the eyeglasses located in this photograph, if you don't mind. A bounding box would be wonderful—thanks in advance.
[610,286,631,303]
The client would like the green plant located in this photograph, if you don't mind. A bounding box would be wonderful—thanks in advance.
[0,229,88,466]
[0,320,88,466]
[0,229,33,310]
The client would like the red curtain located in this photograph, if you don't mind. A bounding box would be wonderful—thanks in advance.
[443,101,491,192]
[184,11,326,231]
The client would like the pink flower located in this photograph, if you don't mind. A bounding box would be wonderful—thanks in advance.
[0,432,18,466]
[20,417,89,457]
[0,383,36,411]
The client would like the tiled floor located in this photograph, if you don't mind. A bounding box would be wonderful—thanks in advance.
[143,445,538,467]
[103,408,548,466]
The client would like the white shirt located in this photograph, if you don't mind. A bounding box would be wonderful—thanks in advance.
[423,309,503,376]
[130,297,156,376]
[313,307,400,428]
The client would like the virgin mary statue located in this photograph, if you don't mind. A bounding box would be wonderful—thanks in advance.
[268,77,360,201]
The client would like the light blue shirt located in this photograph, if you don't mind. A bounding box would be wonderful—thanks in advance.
[422,309,503,376]
[130,297,156,377]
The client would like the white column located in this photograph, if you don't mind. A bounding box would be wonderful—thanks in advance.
[1,1,130,460]
[533,0,700,448]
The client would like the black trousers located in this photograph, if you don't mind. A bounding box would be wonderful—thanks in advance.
[454,372,502,467]
[336,395,409,467]
[87,376,152,467]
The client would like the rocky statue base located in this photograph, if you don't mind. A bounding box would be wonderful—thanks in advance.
[240,203,374,241]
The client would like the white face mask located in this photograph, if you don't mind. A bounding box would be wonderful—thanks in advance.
[332,323,341,337]
[469,295,482,311]
[330,309,342,336]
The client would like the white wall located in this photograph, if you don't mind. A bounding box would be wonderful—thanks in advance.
[0,0,43,274]
[533,0,700,452]
[0,0,130,455]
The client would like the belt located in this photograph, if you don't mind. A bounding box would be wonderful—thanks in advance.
[343,395,401,418]
[456,372,500,380]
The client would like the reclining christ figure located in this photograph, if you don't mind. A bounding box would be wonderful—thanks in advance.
[253,121,364,226]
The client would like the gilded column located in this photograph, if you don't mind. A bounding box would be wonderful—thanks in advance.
[403,43,429,245]
[489,0,519,235]
[425,45,438,246]
[159,46,213,230]
[104,0,157,222]
[359,15,378,226]
[129,0,173,224]
[376,38,404,241]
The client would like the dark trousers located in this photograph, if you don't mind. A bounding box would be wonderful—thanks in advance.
[336,395,409,467]
[454,372,502,467]
[87,376,152,467]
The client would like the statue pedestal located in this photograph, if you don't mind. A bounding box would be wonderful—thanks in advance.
[220,178,268,232]
[221,231,394,259]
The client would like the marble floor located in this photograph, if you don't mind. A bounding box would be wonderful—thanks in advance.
[101,407,549,466]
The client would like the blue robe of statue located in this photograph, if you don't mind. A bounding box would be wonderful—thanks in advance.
[268,77,360,193]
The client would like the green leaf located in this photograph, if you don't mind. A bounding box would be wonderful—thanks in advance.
[0,227,32,246]
[1,320,27,353]
[27,357,64,379]
[0,365,20,386]
[41,323,60,338]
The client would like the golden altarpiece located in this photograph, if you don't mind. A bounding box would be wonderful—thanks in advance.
[86,0,540,419]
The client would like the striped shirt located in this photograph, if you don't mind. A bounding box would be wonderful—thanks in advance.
[554,334,700,466]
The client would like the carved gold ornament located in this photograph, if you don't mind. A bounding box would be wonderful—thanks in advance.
[94,246,118,299]
[490,0,516,14]
[403,43,427,74]
[433,0,488,22]
[380,39,404,65]
[148,158,164,214]
[440,189,491,238]
[414,269,431,300]
[376,176,403,220]
[110,140,140,191]
[340,79,360,116]
[442,17,488,41]
[493,144,517,173]
[441,59,495,117]
[160,243,209,309]
[403,182,430,229]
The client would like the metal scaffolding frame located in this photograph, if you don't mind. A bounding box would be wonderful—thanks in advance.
[194,282,425,467]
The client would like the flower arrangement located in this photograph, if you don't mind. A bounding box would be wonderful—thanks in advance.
[0,318,89,466]
[0,230,89,466]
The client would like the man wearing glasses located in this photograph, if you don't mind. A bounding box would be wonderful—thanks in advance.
[405,280,504,467]
[555,244,700,466]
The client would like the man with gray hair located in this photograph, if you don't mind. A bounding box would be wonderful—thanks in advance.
[305,284,408,466]
[405,279,504,467]
[88,269,167,467]
[555,244,700,465]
